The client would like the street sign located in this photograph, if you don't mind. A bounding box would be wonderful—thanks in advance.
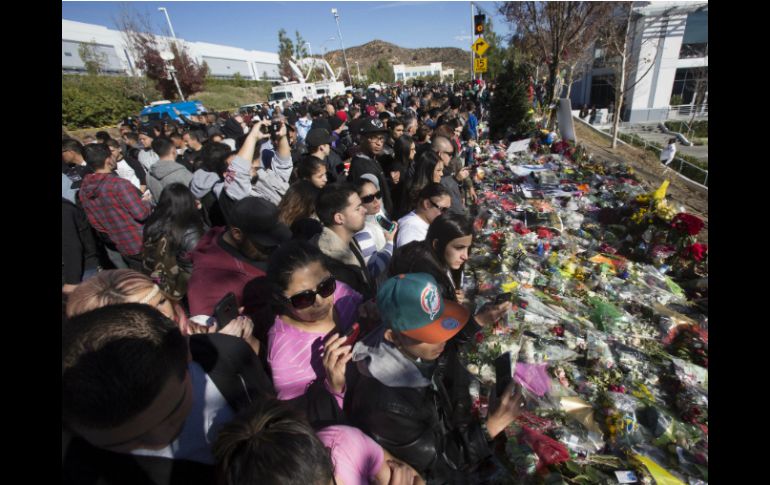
[474,57,488,73]
[471,37,489,57]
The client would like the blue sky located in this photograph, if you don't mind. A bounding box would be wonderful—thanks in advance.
[62,1,511,53]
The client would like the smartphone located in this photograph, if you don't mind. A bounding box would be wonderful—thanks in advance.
[324,322,360,346]
[494,352,513,397]
[375,214,396,232]
[341,322,361,346]
[213,292,239,328]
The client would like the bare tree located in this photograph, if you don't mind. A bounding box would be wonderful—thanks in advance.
[499,1,614,128]
[114,5,207,101]
[78,39,108,75]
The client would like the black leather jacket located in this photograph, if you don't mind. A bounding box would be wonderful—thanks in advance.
[348,322,492,484]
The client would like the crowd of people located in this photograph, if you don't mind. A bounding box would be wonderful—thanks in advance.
[62,80,530,485]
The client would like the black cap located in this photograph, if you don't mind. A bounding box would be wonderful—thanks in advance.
[375,96,388,104]
[311,117,331,132]
[359,118,389,135]
[229,197,292,248]
[329,116,345,131]
[207,125,224,138]
[305,128,333,148]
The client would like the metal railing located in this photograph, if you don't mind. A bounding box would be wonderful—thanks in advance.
[613,130,708,188]
[628,104,707,123]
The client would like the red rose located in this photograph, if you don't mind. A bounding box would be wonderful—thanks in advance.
[684,243,708,261]
[671,213,705,236]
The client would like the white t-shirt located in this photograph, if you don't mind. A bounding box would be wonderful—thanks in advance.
[396,211,429,248]
[130,361,235,465]
[660,143,677,164]
[115,160,142,190]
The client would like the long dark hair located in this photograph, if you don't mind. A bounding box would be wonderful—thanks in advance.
[389,211,474,300]
[277,181,320,227]
[394,134,414,167]
[266,240,329,313]
[406,150,442,209]
[143,183,204,253]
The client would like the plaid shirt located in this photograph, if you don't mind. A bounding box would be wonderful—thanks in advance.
[79,173,151,256]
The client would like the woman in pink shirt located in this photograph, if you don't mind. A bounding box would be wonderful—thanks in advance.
[266,240,362,412]
[214,399,424,485]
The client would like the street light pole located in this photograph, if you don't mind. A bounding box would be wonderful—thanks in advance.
[331,8,353,86]
[158,7,177,40]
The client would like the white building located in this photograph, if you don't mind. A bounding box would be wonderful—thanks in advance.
[62,19,281,81]
[392,62,455,82]
[569,2,707,123]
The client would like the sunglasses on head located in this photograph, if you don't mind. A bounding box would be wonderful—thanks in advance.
[282,276,336,309]
[360,191,382,203]
[430,200,450,213]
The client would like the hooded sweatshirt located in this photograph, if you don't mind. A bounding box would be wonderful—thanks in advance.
[147,160,193,203]
[186,226,267,316]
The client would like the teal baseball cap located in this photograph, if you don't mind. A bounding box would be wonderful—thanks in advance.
[377,273,470,344]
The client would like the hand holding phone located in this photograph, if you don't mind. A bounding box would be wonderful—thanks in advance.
[213,292,239,328]
[494,352,513,397]
[376,214,396,232]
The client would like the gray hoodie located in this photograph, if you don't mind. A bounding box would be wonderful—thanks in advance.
[351,325,431,389]
[190,169,225,199]
[147,160,193,203]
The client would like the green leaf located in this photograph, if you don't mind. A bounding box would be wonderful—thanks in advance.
[565,461,583,474]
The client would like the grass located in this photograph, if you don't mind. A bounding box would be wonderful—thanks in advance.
[193,84,273,112]
[664,120,708,139]
[616,131,708,187]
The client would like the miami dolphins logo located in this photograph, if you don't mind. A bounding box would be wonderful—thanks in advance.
[420,284,440,320]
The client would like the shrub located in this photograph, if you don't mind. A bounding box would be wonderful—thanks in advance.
[62,75,160,129]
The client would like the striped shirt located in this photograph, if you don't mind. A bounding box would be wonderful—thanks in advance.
[267,281,362,408]
[354,222,394,281]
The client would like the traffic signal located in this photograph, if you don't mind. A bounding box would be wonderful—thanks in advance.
[474,14,485,34]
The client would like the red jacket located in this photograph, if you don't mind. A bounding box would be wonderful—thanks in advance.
[79,173,150,256]
[187,226,267,316]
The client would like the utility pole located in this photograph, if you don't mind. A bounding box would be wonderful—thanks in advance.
[331,8,353,86]
[470,2,475,81]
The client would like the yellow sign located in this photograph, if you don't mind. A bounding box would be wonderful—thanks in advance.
[474,57,488,73]
[471,37,489,56]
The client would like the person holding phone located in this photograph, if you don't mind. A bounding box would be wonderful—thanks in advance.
[265,240,363,423]
[348,273,523,483]
[352,177,398,284]
[65,269,261,355]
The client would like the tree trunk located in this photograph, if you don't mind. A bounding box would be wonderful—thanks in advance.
[611,9,632,149]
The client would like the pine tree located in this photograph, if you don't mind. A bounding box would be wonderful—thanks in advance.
[488,60,533,141]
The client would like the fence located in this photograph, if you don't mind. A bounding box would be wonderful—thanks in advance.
[628,104,708,123]
[613,131,708,188]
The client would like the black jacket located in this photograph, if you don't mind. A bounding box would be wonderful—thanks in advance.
[347,323,492,484]
[347,152,394,217]
[62,198,100,284]
[62,333,275,485]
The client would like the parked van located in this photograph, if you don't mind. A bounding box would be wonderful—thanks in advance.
[139,100,206,125]
[268,82,317,107]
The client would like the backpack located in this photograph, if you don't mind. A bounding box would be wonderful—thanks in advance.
[142,235,190,300]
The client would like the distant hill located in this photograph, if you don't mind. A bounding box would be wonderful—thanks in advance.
[324,40,471,79]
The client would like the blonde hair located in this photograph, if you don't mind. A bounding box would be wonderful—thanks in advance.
[66,269,163,318]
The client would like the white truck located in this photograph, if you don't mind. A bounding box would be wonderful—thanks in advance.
[268,82,317,107]
[313,80,348,98]
[268,57,350,106]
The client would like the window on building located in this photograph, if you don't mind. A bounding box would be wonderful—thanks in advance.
[65,52,72,57]
[671,67,708,105]
[679,10,708,59]
[589,74,615,108]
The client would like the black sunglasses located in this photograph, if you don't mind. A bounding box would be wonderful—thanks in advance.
[430,200,450,213]
[360,191,382,204]
[282,276,336,309]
